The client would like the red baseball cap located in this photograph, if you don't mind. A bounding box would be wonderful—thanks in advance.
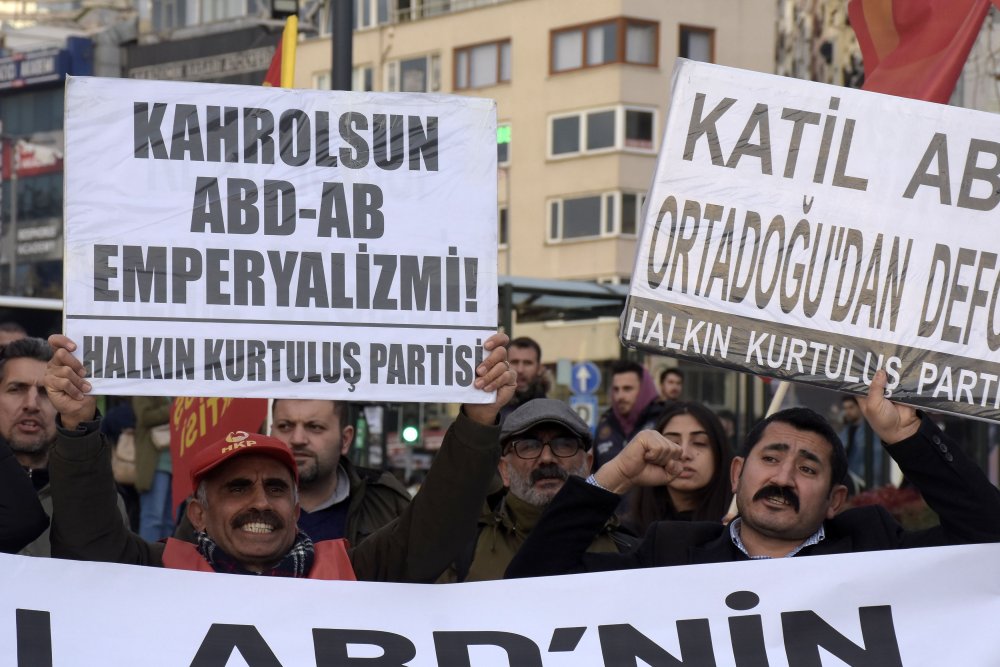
[188,431,298,489]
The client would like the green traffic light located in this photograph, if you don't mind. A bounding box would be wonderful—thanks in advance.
[401,425,420,444]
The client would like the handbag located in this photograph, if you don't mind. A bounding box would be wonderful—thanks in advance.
[150,424,171,450]
[112,428,137,485]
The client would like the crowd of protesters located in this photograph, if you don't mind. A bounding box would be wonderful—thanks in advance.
[2,325,1000,588]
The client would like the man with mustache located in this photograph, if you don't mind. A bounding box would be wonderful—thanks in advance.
[439,399,634,582]
[43,333,516,581]
[507,370,1000,576]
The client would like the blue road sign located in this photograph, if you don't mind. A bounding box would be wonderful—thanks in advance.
[570,361,601,395]
[569,394,599,433]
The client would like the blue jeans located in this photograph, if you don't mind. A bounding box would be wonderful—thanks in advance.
[139,470,174,542]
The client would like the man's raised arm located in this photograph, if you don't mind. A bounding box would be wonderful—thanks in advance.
[861,369,1000,546]
[349,332,518,582]
[44,335,163,565]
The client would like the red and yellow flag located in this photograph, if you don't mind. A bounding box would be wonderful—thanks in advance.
[848,0,1000,103]
[262,15,298,88]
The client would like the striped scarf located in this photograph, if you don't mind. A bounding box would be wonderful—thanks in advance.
[195,530,315,577]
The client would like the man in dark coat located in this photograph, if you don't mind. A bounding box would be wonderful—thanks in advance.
[0,435,48,553]
[507,370,1000,577]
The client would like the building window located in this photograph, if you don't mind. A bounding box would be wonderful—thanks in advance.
[313,71,331,90]
[551,18,658,73]
[548,191,645,241]
[353,65,374,91]
[498,207,509,247]
[624,108,654,149]
[386,54,441,92]
[151,0,190,32]
[621,193,645,235]
[455,40,511,90]
[680,25,714,63]
[497,124,511,165]
[313,66,374,91]
[345,0,390,30]
[549,106,656,158]
[202,0,253,23]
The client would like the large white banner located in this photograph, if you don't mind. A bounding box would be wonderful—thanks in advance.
[624,60,1000,421]
[63,77,497,402]
[2,544,1000,666]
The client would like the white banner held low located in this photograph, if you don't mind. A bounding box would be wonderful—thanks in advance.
[624,60,1000,421]
[63,76,497,402]
[2,544,1000,666]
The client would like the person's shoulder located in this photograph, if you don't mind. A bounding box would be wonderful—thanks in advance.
[826,505,896,534]
[354,465,410,498]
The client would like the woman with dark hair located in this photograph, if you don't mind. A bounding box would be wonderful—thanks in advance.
[624,401,734,534]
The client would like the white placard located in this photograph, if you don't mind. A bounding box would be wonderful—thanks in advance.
[624,59,1000,421]
[2,544,1000,665]
[64,76,497,402]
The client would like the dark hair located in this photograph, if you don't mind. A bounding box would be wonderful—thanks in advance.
[0,337,52,382]
[659,367,684,384]
[742,406,848,490]
[271,399,351,429]
[611,360,644,380]
[625,401,733,531]
[508,337,541,362]
[0,322,26,336]
[841,395,859,406]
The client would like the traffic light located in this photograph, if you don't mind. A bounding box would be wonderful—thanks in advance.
[400,403,423,446]
[401,423,420,445]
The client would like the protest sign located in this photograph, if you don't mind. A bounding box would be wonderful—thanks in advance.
[624,59,1000,421]
[3,544,1000,665]
[63,77,497,403]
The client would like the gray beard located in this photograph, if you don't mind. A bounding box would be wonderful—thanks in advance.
[507,459,590,507]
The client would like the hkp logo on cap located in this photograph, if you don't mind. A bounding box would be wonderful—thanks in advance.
[221,430,257,453]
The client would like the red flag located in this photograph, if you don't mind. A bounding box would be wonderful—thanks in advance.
[848,0,996,103]
[262,38,282,87]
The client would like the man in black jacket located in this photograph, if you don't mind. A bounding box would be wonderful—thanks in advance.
[0,436,48,553]
[507,370,1000,577]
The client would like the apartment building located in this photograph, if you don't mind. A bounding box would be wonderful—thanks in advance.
[294,0,776,392]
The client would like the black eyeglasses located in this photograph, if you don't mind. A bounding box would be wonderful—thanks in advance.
[507,436,583,459]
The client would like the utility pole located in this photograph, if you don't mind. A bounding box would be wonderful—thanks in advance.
[331,0,353,90]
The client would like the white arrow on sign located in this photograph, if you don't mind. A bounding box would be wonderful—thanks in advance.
[575,365,591,394]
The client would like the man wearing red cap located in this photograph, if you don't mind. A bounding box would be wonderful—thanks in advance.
[43,333,516,581]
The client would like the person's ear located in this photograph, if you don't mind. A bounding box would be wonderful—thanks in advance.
[730,456,745,494]
[826,484,849,518]
[498,456,512,487]
[340,425,355,456]
[187,498,207,532]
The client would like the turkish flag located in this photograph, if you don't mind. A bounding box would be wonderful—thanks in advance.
[849,0,999,103]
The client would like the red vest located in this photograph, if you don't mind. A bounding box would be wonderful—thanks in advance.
[161,537,357,580]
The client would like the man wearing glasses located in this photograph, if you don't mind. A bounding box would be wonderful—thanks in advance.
[439,399,635,582]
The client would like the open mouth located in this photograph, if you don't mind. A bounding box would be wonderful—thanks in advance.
[233,509,283,535]
[16,419,41,432]
[240,522,276,534]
